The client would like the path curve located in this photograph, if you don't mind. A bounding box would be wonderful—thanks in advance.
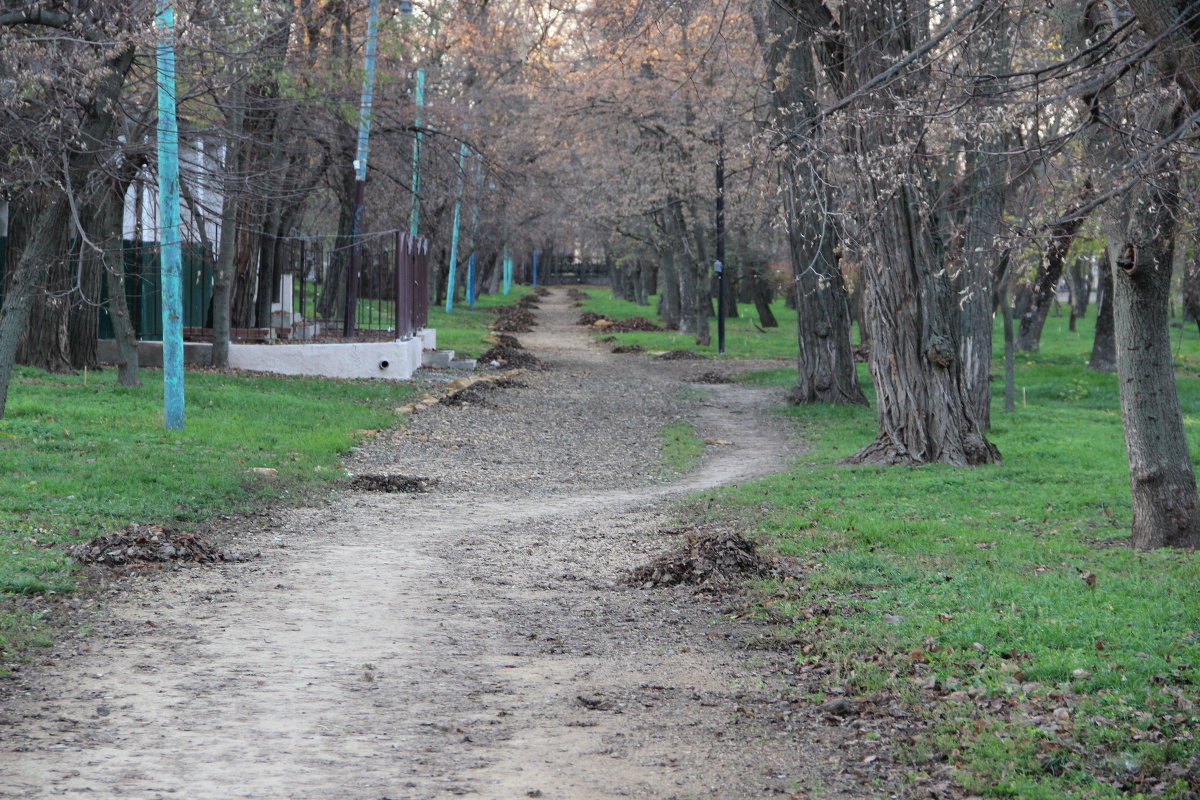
[0,289,875,799]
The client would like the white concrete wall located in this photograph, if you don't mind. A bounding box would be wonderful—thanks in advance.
[228,339,424,381]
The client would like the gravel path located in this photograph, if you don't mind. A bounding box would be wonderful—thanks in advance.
[0,289,885,799]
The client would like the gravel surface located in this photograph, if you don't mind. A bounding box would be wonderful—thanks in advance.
[0,289,892,800]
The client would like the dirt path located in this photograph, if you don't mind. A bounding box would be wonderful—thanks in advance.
[0,290,882,799]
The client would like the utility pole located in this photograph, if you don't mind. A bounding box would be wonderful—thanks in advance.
[715,129,726,355]
[444,138,468,313]
[156,0,184,429]
[408,68,425,238]
[344,0,381,336]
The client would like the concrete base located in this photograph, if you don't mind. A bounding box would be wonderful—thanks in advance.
[229,338,424,380]
[98,333,435,382]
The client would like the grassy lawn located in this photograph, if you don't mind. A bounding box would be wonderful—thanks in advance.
[661,420,706,474]
[697,309,1200,798]
[576,290,799,359]
[427,285,536,358]
[0,365,421,660]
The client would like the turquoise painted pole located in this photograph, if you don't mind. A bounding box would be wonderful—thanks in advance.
[466,252,476,308]
[444,139,467,314]
[156,0,184,430]
[502,246,511,295]
[408,68,425,238]
[532,249,539,287]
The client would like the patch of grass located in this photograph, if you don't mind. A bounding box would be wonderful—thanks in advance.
[0,364,421,660]
[426,286,536,358]
[578,290,799,359]
[710,312,1200,797]
[661,420,706,474]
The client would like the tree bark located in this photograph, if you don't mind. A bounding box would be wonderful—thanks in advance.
[833,0,998,464]
[98,185,140,387]
[1089,257,1116,371]
[760,0,866,406]
[1016,201,1088,351]
[1104,164,1200,548]
[0,45,133,418]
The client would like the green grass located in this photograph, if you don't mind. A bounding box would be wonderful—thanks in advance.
[0,365,421,659]
[577,290,799,359]
[694,309,1200,797]
[661,419,706,473]
[426,286,537,358]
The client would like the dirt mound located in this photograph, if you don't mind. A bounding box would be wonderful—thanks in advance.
[479,345,545,370]
[577,312,611,326]
[534,286,552,297]
[439,383,499,406]
[73,524,250,565]
[566,289,591,302]
[517,295,541,309]
[657,349,707,360]
[492,309,537,332]
[609,317,663,333]
[626,531,782,592]
[612,344,644,354]
[689,371,734,384]
[486,333,524,349]
[349,474,438,493]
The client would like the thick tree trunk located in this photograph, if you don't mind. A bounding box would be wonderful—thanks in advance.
[1183,248,1200,335]
[1104,164,1200,548]
[0,45,133,417]
[751,268,778,328]
[957,8,1013,428]
[837,0,998,464]
[760,0,865,405]
[656,240,681,330]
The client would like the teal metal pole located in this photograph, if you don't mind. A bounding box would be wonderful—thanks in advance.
[408,69,425,237]
[156,0,184,430]
[343,0,380,336]
[466,253,476,308]
[502,246,511,295]
[444,140,467,314]
[532,249,539,287]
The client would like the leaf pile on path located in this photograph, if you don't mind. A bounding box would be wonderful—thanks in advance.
[534,286,551,297]
[73,524,250,565]
[608,316,663,333]
[479,345,544,370]
[516,294,540,309]
[577,311,610,326]
[486,333,523,348]
[491,308,537,332]
[438,376,529,407]
[612,344,644,354]
[689,371,734,383]
[626,530,785,592]
[566,288,590,302]
[349,474,439,493]
[657,349,706,360]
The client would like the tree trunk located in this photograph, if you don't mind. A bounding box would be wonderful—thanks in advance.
[0,45,134,417]
[1089,256,1116,371]
[1015,203,1087,351]
[1104,165,1200,548]
[1183,248,1200,336]
[957,4,1013,428]
[759,0,865,405]
[99,187,140,387]
[836,0,998,464]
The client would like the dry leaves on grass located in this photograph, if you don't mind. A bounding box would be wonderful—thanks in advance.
[73,524,251,565]
[349,474,439,493]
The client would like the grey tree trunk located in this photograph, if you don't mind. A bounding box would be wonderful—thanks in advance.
[957,4,1013,428]
[98,188,140,387]
[1089,259,1116,371]
[0,46,133,418]
[759,0,865,406]
[1104,166,1200,548]
[1016,205,1088,351]
[836,0,998,464]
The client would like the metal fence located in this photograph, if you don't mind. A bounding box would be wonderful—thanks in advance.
[290,231,429,341]
[98,230,430,343]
